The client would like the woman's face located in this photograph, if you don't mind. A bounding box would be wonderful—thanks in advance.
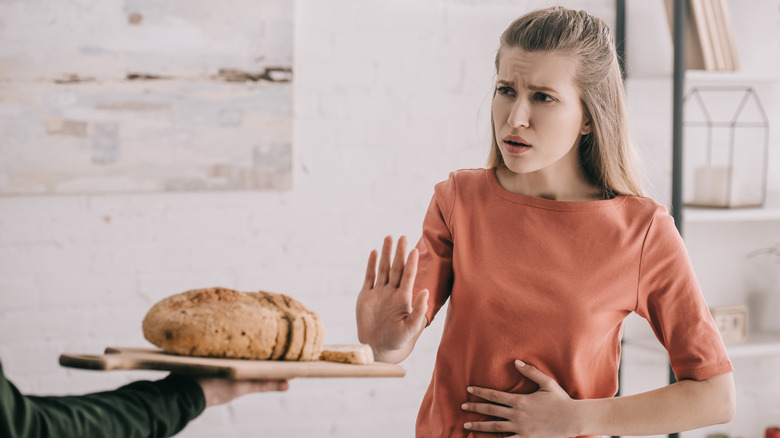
[492,47,591,178]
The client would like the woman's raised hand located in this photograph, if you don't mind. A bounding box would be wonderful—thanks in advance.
[356,235,429,364]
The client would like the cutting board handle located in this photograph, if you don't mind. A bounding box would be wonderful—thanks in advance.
[59,349,235,378]
[59,353,137,371]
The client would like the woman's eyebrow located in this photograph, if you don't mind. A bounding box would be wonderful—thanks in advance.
[527,83,559,94]
[497,79,560,94]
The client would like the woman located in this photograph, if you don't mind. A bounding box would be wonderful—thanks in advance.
[356,6,735,437]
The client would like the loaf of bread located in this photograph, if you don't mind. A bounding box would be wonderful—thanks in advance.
[142,287,323,361]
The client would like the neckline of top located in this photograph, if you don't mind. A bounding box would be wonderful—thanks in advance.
[485,167,628,211]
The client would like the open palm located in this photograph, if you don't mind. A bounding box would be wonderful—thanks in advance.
[356,236,429,364]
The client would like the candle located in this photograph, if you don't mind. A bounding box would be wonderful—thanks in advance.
[693,166,732,206]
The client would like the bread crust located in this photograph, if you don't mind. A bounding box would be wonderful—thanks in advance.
[142,287,322,361]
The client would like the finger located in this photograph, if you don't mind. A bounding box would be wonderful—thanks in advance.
[376,236,393,286]
[362,249,378,291]
[241,379,290,394]
[410,288,429,328]
[398,247,419,293]
[467,386,517,407]
[388,235,408,287]
[464,419,516,433]
[234,379,290,397]
[514,360,557,391]
[252,379,289,392]
[461,401,514,419]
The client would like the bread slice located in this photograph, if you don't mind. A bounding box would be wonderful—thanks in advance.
[278,293,324,361]
[320,344,374,365]
[306,311,325,361]
[249,292,290,360]
[258,291,307,360]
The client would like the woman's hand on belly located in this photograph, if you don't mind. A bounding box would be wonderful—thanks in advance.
[461,360,582,437]
[356,235,429,364]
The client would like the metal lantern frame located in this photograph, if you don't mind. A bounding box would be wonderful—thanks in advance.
[683,86,770,208]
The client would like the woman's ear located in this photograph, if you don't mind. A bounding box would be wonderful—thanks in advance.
[580,119,592,135]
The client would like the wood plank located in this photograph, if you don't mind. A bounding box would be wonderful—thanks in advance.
[60,347,406,379]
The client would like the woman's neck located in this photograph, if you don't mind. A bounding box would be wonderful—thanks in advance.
[495,165,603,202]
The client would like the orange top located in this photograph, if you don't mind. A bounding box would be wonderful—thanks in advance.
[413,168,733,438]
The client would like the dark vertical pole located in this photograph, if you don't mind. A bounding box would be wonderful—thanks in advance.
[670,1,685,438]
[672,0,685,236]
[616,0,627,79]
[613,4,626,438]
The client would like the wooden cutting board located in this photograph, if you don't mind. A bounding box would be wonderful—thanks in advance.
[59,347,405,379]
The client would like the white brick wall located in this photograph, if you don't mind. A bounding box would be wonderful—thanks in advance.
[1,0,779,437]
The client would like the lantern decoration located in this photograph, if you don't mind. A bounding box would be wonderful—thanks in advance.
[683,86,769,208]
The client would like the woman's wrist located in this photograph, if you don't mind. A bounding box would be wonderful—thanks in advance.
[568,398,593,437]
[372,346,408,364]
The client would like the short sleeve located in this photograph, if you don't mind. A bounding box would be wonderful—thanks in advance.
[635,207,733,381]
[414,174,456,325]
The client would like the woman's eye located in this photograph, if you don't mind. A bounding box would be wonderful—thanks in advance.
[534,92,554,102]
[497,86,515,97]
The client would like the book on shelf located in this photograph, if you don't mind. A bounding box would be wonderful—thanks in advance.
[664,0,739,71]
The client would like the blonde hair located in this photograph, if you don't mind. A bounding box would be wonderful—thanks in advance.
[487,7,644,198]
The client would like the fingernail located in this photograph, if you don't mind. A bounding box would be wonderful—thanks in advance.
[515,359,526,367]
[466,386,473,393]
[461,403,468,410]
[464,423,472,429]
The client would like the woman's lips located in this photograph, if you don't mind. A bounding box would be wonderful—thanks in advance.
[503,135,531,154]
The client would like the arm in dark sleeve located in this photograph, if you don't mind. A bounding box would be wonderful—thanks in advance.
[1,361,206,438]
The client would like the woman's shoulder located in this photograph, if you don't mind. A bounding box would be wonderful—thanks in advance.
[435,168,488,189]
[432,168,490,199]
[618,196,682,233]
[443,168,488,182]
[620,195,671,216]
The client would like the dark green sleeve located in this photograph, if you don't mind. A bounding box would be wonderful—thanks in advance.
[1,361,206,438]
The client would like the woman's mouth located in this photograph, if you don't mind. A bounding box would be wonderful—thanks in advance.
[503,136,531,154]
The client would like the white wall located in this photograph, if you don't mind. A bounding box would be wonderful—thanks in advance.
[1,1,779,437]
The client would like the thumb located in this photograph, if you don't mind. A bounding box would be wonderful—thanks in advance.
[409,289,429,327]
[514,360,558,391]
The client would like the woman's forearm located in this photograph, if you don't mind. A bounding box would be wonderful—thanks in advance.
[573,372,735,436]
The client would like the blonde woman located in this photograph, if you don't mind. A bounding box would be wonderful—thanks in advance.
[357,6,735,437]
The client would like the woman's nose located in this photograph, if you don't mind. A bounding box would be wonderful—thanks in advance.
[507,100,530,128]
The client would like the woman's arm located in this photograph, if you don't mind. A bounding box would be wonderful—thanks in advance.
[462,360,735,437]
[576,371,735,436]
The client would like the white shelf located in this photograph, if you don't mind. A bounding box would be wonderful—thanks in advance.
[684,206,780,223]
[684,196,780,223]
[625,72,779,84]
[685,71,779,84]
[625,331,780,359]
